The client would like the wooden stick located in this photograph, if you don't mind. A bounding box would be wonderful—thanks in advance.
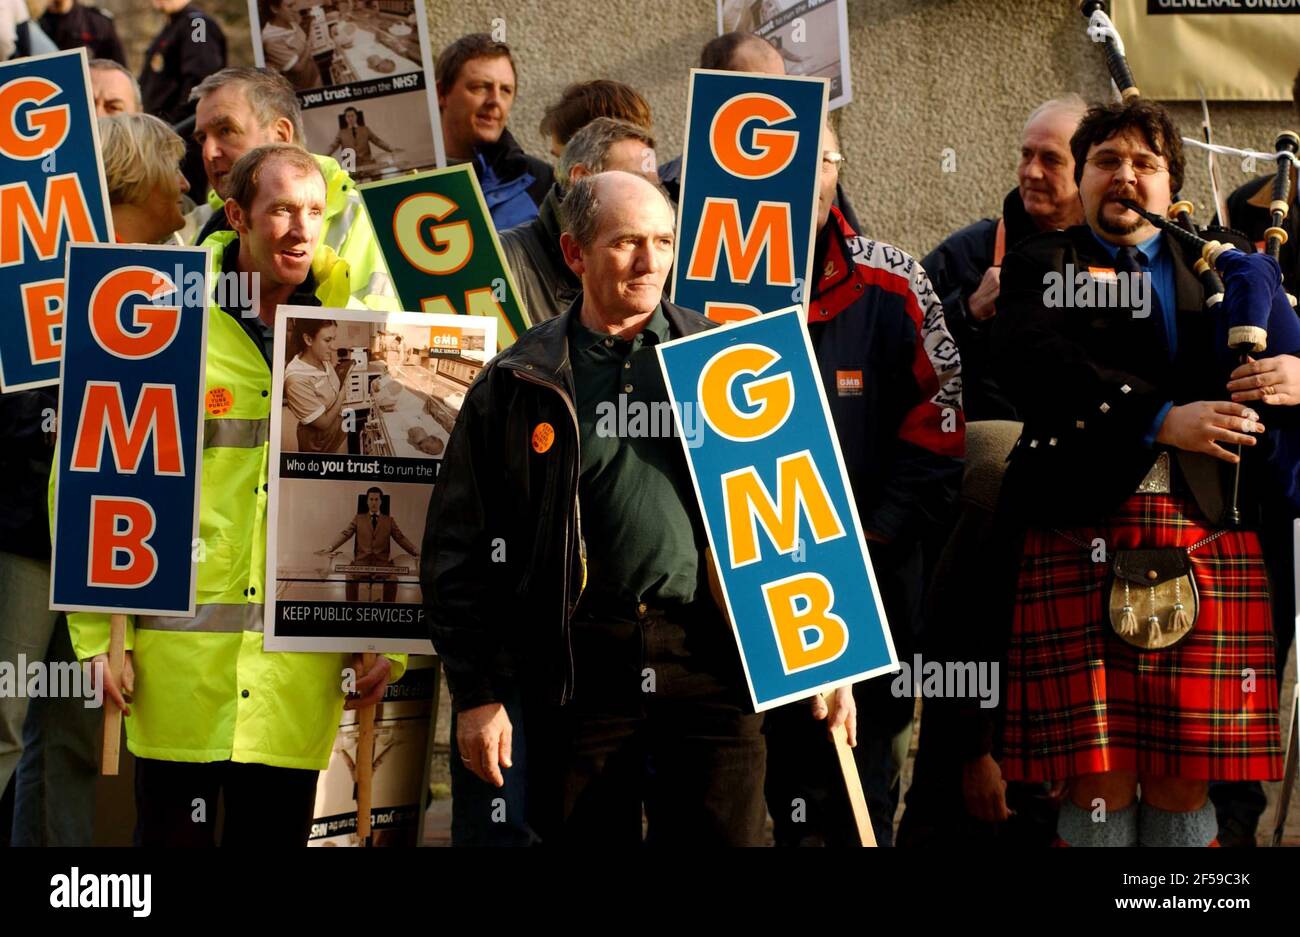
[100,614,126,776]
[827,691,876,847]
[355,651,377,843]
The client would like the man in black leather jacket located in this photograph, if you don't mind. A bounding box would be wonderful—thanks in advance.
[423,171,837,844]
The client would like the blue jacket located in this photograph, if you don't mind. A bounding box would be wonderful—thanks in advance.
[469,128,554,232]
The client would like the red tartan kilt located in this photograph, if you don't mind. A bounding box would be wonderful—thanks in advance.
[1001,492,1283,782]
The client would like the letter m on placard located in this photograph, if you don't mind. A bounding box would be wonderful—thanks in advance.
[686,198,796,286]
[721,450,845,568]
[69,383,184,475]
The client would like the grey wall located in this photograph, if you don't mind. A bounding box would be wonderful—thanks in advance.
[424,0,1296,258]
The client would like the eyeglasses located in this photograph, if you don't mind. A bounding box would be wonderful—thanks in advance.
[1085,154,1168,176]
[823,151,845,168]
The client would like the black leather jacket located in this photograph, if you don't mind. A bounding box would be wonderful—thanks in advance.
[421,298,715,712]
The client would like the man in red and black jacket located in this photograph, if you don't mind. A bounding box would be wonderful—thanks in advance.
[764,124,965,846]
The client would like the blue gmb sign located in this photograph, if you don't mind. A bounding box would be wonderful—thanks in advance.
[657,306,896,710]
[0,49,113,391]
[671,69,827,324]
[50,244,209,617]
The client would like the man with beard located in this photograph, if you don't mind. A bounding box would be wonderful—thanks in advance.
[435,33,553,231]
[990,100,1287,847]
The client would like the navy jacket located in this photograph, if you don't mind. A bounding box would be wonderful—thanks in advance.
[921,188,1042,421]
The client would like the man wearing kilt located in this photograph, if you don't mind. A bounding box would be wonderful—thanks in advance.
[991,99,1287,847]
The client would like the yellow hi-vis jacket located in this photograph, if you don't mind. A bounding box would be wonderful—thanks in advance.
[62,231,406,770]
[204,152,399,311]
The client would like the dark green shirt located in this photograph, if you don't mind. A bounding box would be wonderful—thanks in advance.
[570,304,705,606]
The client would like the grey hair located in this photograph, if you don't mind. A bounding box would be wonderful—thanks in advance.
[557,117,656,185]
[89,58,142,112]
[1023,94,1088,132]
[560,172,673,250]
[190,67,305,145]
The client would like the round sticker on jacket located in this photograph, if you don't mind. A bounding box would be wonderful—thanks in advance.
[206,387,233,416]
[532,422,555,454]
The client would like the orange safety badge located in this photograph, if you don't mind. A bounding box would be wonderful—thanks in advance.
[205,387,233,416]
[532,422,555,453]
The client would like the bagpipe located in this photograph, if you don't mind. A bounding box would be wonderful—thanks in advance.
[1080,0,1300,520]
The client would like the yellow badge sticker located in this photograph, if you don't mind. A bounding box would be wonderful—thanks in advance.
[532,422,555,454]
[205,387,233,416]
[1087,266,1118,280]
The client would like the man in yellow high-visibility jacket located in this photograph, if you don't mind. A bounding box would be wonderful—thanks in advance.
[63,143,403,846]
[185,66,398,311]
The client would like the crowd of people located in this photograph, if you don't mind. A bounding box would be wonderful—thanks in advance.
[0,4,1297,850]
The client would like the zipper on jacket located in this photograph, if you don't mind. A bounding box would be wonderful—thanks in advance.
[509,366,582,705]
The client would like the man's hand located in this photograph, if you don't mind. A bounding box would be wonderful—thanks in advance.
[809,685,857,747]
[961,753,1011,823]
[1228,354,1300,407]
[967,266,1002,322]
[344,653,391,711]
[456,702,513,787]
[1155,401,1264,463]
[88,650,135,715]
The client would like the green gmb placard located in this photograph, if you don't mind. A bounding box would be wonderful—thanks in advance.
[359,164,528,348]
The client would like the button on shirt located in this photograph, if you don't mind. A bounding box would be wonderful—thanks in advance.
[570,305,705,606]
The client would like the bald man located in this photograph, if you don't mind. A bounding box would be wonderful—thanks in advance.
[922,97,1087,422]
[424,171,780,845]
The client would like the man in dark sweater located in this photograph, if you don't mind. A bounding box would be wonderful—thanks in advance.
[921,96,1086,422]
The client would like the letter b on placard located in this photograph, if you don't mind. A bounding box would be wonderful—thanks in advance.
[763,573,848,674]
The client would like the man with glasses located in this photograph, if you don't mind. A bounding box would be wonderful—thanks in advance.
[763,123,965,846]
[990,99,1285,847]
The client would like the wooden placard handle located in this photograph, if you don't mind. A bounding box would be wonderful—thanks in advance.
[355,651,377,843]
[827,690,876,847]
[100,614,127,776]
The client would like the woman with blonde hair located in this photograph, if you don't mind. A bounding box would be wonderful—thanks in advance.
[97,112,190,245]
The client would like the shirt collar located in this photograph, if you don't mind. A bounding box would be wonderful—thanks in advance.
[1091,227,1164,264]
[570,303,670,352]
